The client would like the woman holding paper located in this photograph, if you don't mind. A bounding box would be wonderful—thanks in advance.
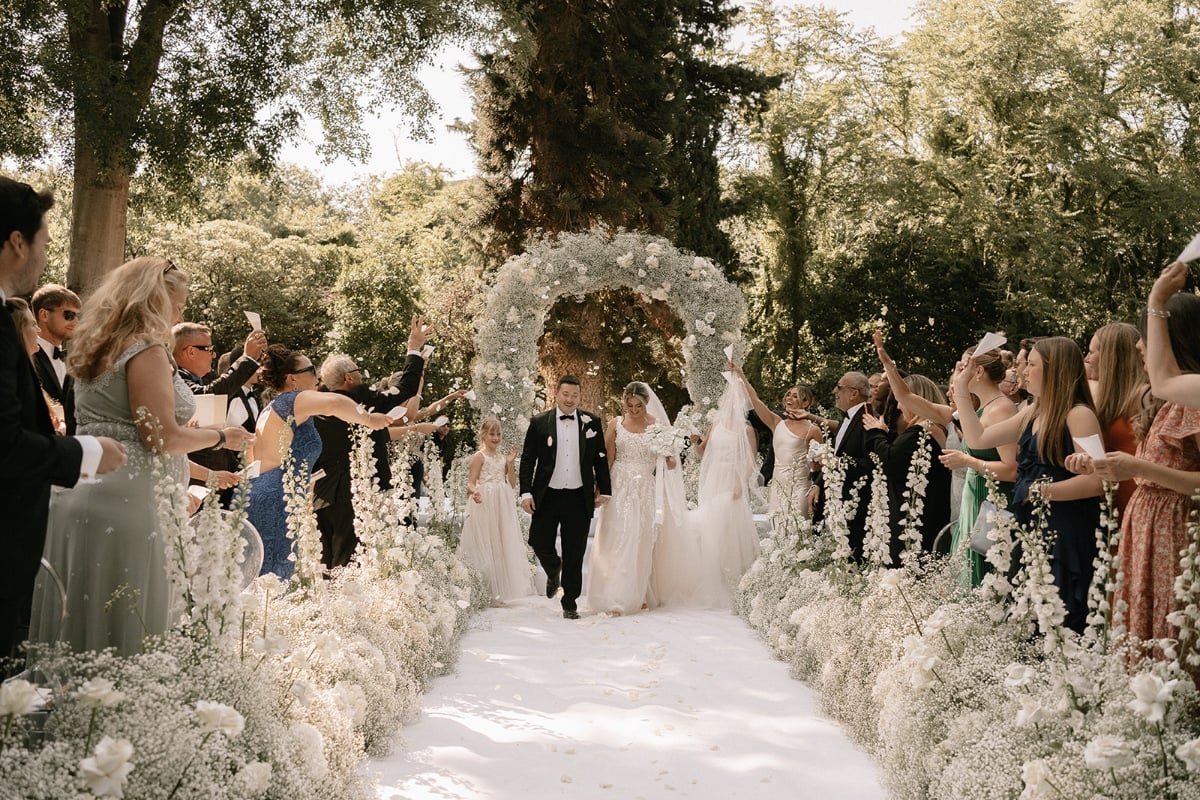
[953,337,1103,633]
[1067,293,1200,648]
[248,344,391,579]
[1145,261,1200,408]
[33,257,254,655]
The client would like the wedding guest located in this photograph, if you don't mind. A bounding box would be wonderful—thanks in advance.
[826,371,886,560]
[35,257,252,655]
[1145,261,1200,408]
[172,321,266,396]
[31,284,81,433]
[7,297,66,435]
[217,346,261,434]
[456,417,533,605]
[862,374,952,560]
[1,178,126,670]
[312,345,423,570]
[999,367,1022,403]
[728,363,821,525]
[1068,298,1200,653]
[954,337,1103,633]
[1085,322,1145,515]
[1013,337,1041,408]
[248,344,391,578]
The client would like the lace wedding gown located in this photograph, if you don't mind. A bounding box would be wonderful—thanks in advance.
[586,420,658,615]
[456,452,533,604]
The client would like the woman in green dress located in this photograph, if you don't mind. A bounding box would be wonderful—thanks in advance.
[874,332,1017,585]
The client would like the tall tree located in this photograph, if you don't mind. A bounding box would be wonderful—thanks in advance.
[0,0,481,293]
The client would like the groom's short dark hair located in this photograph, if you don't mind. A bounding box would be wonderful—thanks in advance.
[556,374,581,390]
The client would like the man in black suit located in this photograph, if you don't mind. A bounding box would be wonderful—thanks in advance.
[0,177,126,672]
[519,375,612,620]
[30,283,81,434]
[830,371,885,561]
[173,322,267,503]
[311,336,427,569]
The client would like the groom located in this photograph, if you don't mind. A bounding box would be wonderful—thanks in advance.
[519,375,612,619]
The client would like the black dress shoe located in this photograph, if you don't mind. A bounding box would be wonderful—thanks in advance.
[562,609,579,620]
[546,570,560,598]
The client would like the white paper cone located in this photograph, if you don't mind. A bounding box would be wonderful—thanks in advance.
[1178,232,1200,263]
[244,311,262,331]
[973,332,1007,356]
[1073,435,1107,461]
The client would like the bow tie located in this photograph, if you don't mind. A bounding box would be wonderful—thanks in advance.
[52,347,65,360]
[559,414,575,422]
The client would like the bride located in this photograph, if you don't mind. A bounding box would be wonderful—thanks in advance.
[586,381,681,615]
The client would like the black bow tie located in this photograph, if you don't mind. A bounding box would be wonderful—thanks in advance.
[52,347,65,360]
[559,414,575,421]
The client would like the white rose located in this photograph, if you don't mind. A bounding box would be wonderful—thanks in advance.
[75,678,125,709]
[237,762,273,793]
[331,682,368,726]
[0,679,38,716]
[251,630,290,656]
[79,736,135,799]
[1018,759,1054,800]
[877,571,902,591]
[1083,735,1135,770]
[1004,663,1035,688]
[1015,696,1051,727]
[1128,672,1178,724]
[616,252,634,268]
[195,700,245,738]
[645,255,659,269]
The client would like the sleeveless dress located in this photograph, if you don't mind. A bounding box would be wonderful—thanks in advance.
[1117,403,1200,644]
[949,404,1015,587]
[587,420,658,614]
[34,342,194,655]
[768,420,814,527]
[249,391,322,579]
[1012,420,1101,634]
[456,452,534,604]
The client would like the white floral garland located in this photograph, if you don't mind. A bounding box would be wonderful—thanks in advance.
[472,229,745,443]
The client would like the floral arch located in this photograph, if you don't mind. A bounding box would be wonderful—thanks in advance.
[472,229,746,442]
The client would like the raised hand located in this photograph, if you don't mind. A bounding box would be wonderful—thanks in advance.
[243,329,268,361]
[407,314,435,352]
[873,330,894,369]
[1150,261,1188,309]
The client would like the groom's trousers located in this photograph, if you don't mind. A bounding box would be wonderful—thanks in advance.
[529,487,591,612]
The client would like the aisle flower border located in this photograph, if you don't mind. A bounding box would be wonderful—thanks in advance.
[472,229,745,441]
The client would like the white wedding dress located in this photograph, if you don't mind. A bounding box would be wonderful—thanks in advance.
[586,419,659,615]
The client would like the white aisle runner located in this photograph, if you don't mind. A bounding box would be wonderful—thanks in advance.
[365,598,886,799]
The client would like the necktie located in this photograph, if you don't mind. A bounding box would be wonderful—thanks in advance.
[52,347,65,360]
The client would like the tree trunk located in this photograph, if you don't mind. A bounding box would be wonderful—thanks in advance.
[67,142,131,296]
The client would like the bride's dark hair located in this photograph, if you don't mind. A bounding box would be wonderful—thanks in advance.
[622,382,651,405]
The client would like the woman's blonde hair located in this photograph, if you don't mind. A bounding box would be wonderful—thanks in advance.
[68,257,187,382]
[478,416,502,445]
[1091,322,1145,430]
[1031,337,1094,466]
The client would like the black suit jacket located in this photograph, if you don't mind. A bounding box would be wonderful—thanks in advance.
[32,346,75,434]
[519,409,612,510]
[181,355,262,476]
[312,353,424,504]
[0,309,83,660]
[833,405,886,487]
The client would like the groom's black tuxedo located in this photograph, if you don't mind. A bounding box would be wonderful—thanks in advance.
[520,408,612,613]
[0,309,83,668]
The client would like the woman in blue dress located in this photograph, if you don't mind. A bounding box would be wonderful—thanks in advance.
[953,337,1104,633]
[249,345,392,578]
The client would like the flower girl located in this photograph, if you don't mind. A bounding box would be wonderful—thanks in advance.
[457,417,534,605]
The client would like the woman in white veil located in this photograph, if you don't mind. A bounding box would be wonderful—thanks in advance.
[645,386,701,607]
[688,371,763,607]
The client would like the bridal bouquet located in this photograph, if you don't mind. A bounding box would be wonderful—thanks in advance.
[646,423,689,458]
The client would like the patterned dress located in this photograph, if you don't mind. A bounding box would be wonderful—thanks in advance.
[1118,403,1200,643]
[457,451,533,604]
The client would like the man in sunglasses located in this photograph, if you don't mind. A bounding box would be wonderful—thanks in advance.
[30,283,82,434]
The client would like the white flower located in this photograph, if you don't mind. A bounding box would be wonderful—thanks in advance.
[79,736,134,799]
[74,678,125,709]
[290,678,316,705]
[1004,663,1035,688]
[1128,672,1178,724]
[616,252,634,268]
[646,242,663,255]
[1015,696,1051,727]
[491,402,503,415]
[195,700,245,738]
[0,679,38,716]
[1019,759,1054,799]
[237,762,273,793]
[1176,737,1200,771]
[505,306,521,324]
[645,255,659,269]
[330,682,368,726]
[1084,735,1135,770]
[877,571,903,591]
[251,630,290,656]
[290,721,328,779]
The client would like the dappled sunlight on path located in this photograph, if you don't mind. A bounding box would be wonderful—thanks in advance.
[364,598,885,799]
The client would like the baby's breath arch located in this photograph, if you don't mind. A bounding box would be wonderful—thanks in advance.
[472,229,746,443]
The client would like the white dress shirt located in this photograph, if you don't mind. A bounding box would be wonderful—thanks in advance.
[37,336,67,387]
[548,408,584,490]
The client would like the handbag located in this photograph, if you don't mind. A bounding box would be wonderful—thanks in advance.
[969,500,1014,556]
